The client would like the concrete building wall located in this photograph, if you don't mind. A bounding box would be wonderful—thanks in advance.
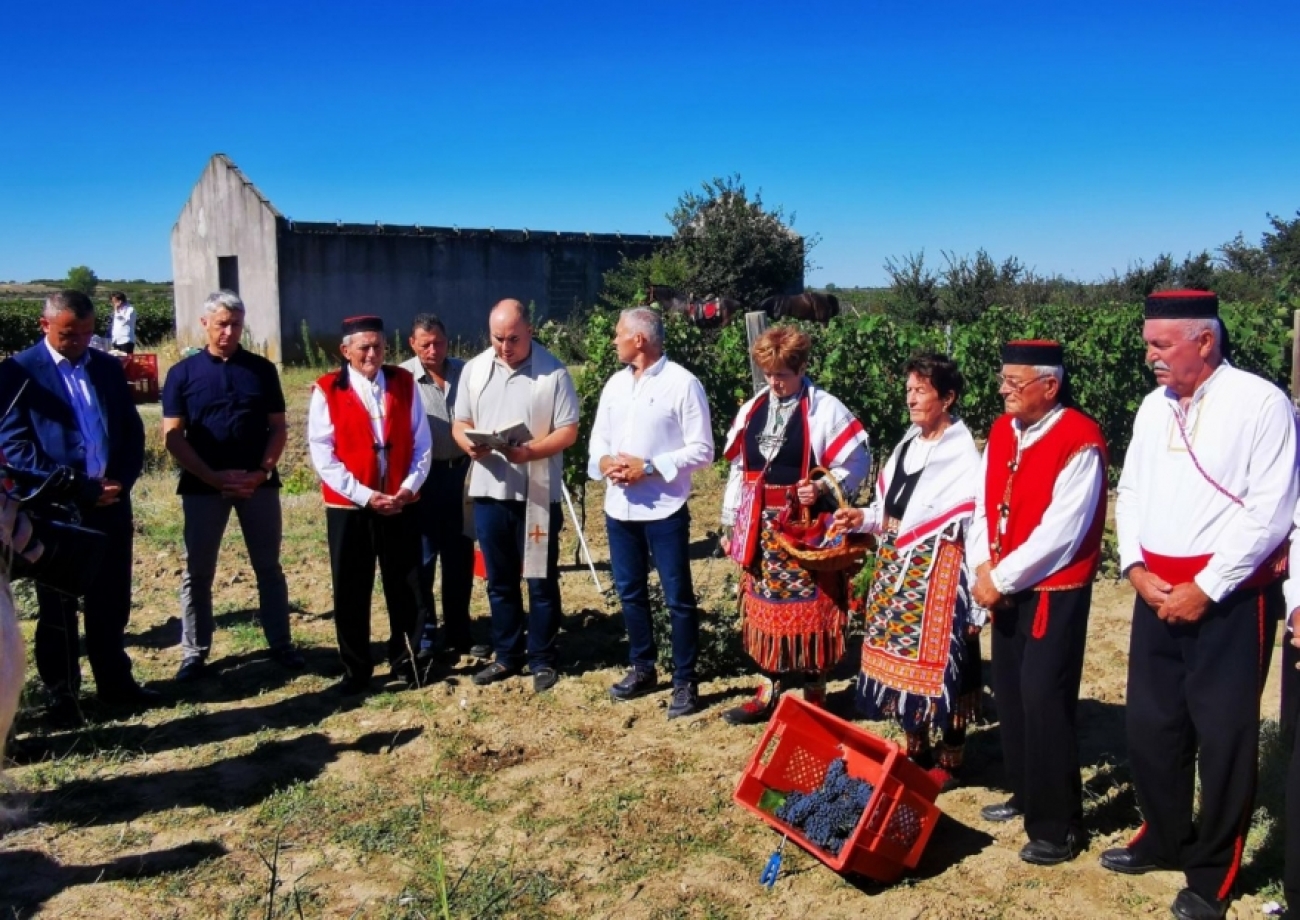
[170,155,283,360]
[277,228,658,360]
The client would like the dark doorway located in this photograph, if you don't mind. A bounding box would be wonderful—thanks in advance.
[218,256,240,294]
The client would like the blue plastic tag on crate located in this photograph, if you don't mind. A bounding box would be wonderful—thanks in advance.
[760,834,788,889]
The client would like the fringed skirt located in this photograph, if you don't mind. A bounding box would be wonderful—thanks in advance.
[855,529,980,735]
[739,508,848,674]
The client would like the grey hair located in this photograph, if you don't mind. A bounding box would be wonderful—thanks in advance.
[1032,365,1064,384]
[43,290,95,320]
[203,289,245,314]
[1180,317,1222,344]
[411,312,447,337]
[619,307,664,350]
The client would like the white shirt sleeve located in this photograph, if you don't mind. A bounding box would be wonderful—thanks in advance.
[965,447,992,570]
[990,446,1104,595]
[1285,512,1300,629]
[400,392,432,494]
[308,386,374,508]
[1194,395,1299,602]
[587,382,614,481]
[1114,404,1148,575]
[654,377,714,483]
[721,458,744,526]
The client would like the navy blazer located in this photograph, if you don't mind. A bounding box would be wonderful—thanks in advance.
[0,341,146,506]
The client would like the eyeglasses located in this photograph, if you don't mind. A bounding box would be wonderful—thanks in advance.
[995,373,1051,393]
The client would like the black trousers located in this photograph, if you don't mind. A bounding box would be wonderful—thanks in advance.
[990,584,1091,845]
[1284,636,1300,911]
[34,499,136,697]
[416,460,475,648]
[325,505,426,681]
[1126,583,1280,903]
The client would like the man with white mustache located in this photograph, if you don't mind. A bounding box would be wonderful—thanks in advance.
[1106,290,1298,920]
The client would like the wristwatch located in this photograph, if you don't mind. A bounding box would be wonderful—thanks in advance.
[643,459,656,477]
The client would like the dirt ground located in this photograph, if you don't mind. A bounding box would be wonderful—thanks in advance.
[0,380,1291,919]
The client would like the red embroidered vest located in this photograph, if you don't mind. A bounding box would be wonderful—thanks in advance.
[983,407,1109,590]
[317,366,417,508]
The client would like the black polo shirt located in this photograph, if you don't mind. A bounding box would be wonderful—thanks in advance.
[161,346,287,495]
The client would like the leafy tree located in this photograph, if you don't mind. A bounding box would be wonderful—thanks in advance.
[65,265,99,296]
[601,248,693,308]
[667,175,811,305]
[1175,251,1217,291]
[882,251,941,323]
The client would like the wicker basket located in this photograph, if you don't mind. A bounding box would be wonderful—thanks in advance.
[772,467,874,572]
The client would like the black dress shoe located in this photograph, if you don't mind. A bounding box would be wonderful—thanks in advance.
[468,644,492,660]
[1019,833,1081,866]
[268,646,307,671]
[99,684,164,708]
[1098,846,1159,875]
[979,800,1022,822]
[1170,888,1227,920]
[472,661,520,686]
[532,666,559,693]
[175,657,207,682]
[609,667,658,702]
[45,694,84,728]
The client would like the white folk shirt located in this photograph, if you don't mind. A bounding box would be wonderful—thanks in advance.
[967,405,1106,595]
[307,366,432,507]
[1116,363,1298,604]
[586,356,714,521]
[42,339,108,479]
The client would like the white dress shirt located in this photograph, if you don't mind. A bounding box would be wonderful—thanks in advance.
[967,405,1106,595]
[1117,363,1298,603]
[308,366,432,508]
[587,356,714,521]
[43,339,108,479]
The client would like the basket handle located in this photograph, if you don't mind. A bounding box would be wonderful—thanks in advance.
[808,466,850,510]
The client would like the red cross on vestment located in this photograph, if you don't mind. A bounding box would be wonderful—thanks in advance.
[528,525,547,544]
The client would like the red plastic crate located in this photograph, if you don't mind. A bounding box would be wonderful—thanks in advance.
[120,353,159,404]
[733,695,942,883]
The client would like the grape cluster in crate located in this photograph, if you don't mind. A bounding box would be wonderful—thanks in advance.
[773,758,872,856]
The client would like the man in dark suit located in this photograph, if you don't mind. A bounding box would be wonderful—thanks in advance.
[0,290,151,717]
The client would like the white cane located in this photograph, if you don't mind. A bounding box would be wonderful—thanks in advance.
[561,481,604,594]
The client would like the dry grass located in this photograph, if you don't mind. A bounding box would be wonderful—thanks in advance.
[0,360,1292,918]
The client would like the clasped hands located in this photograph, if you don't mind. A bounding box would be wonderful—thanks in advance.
[599,453,651,485]
[367,487,417,516]
[207,470,269,501]
[1127,565,1212,625]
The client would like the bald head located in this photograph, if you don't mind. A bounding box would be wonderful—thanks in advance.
[488,298,532,368]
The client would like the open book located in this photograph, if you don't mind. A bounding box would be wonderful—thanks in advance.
[463,420,533,451]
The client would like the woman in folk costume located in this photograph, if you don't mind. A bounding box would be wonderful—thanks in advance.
[719,327,870,725]
[834,354,982,789]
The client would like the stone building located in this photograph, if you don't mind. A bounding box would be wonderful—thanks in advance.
[171,154,665,362]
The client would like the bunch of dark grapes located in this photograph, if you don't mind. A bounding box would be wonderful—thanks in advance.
[774,758,875,857]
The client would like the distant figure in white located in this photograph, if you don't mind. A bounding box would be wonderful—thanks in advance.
[0,489,44,829]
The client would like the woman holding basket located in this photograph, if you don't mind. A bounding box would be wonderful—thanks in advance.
[719,326,870,725]
[833,353,982,789]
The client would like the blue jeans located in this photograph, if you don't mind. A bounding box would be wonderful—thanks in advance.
[606,505,699,685]
[473,499,563,671]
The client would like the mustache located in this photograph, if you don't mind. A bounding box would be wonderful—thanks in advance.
[1148,360,1170,373]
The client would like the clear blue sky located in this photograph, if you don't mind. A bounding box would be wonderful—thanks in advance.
[3,0,1297,288]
